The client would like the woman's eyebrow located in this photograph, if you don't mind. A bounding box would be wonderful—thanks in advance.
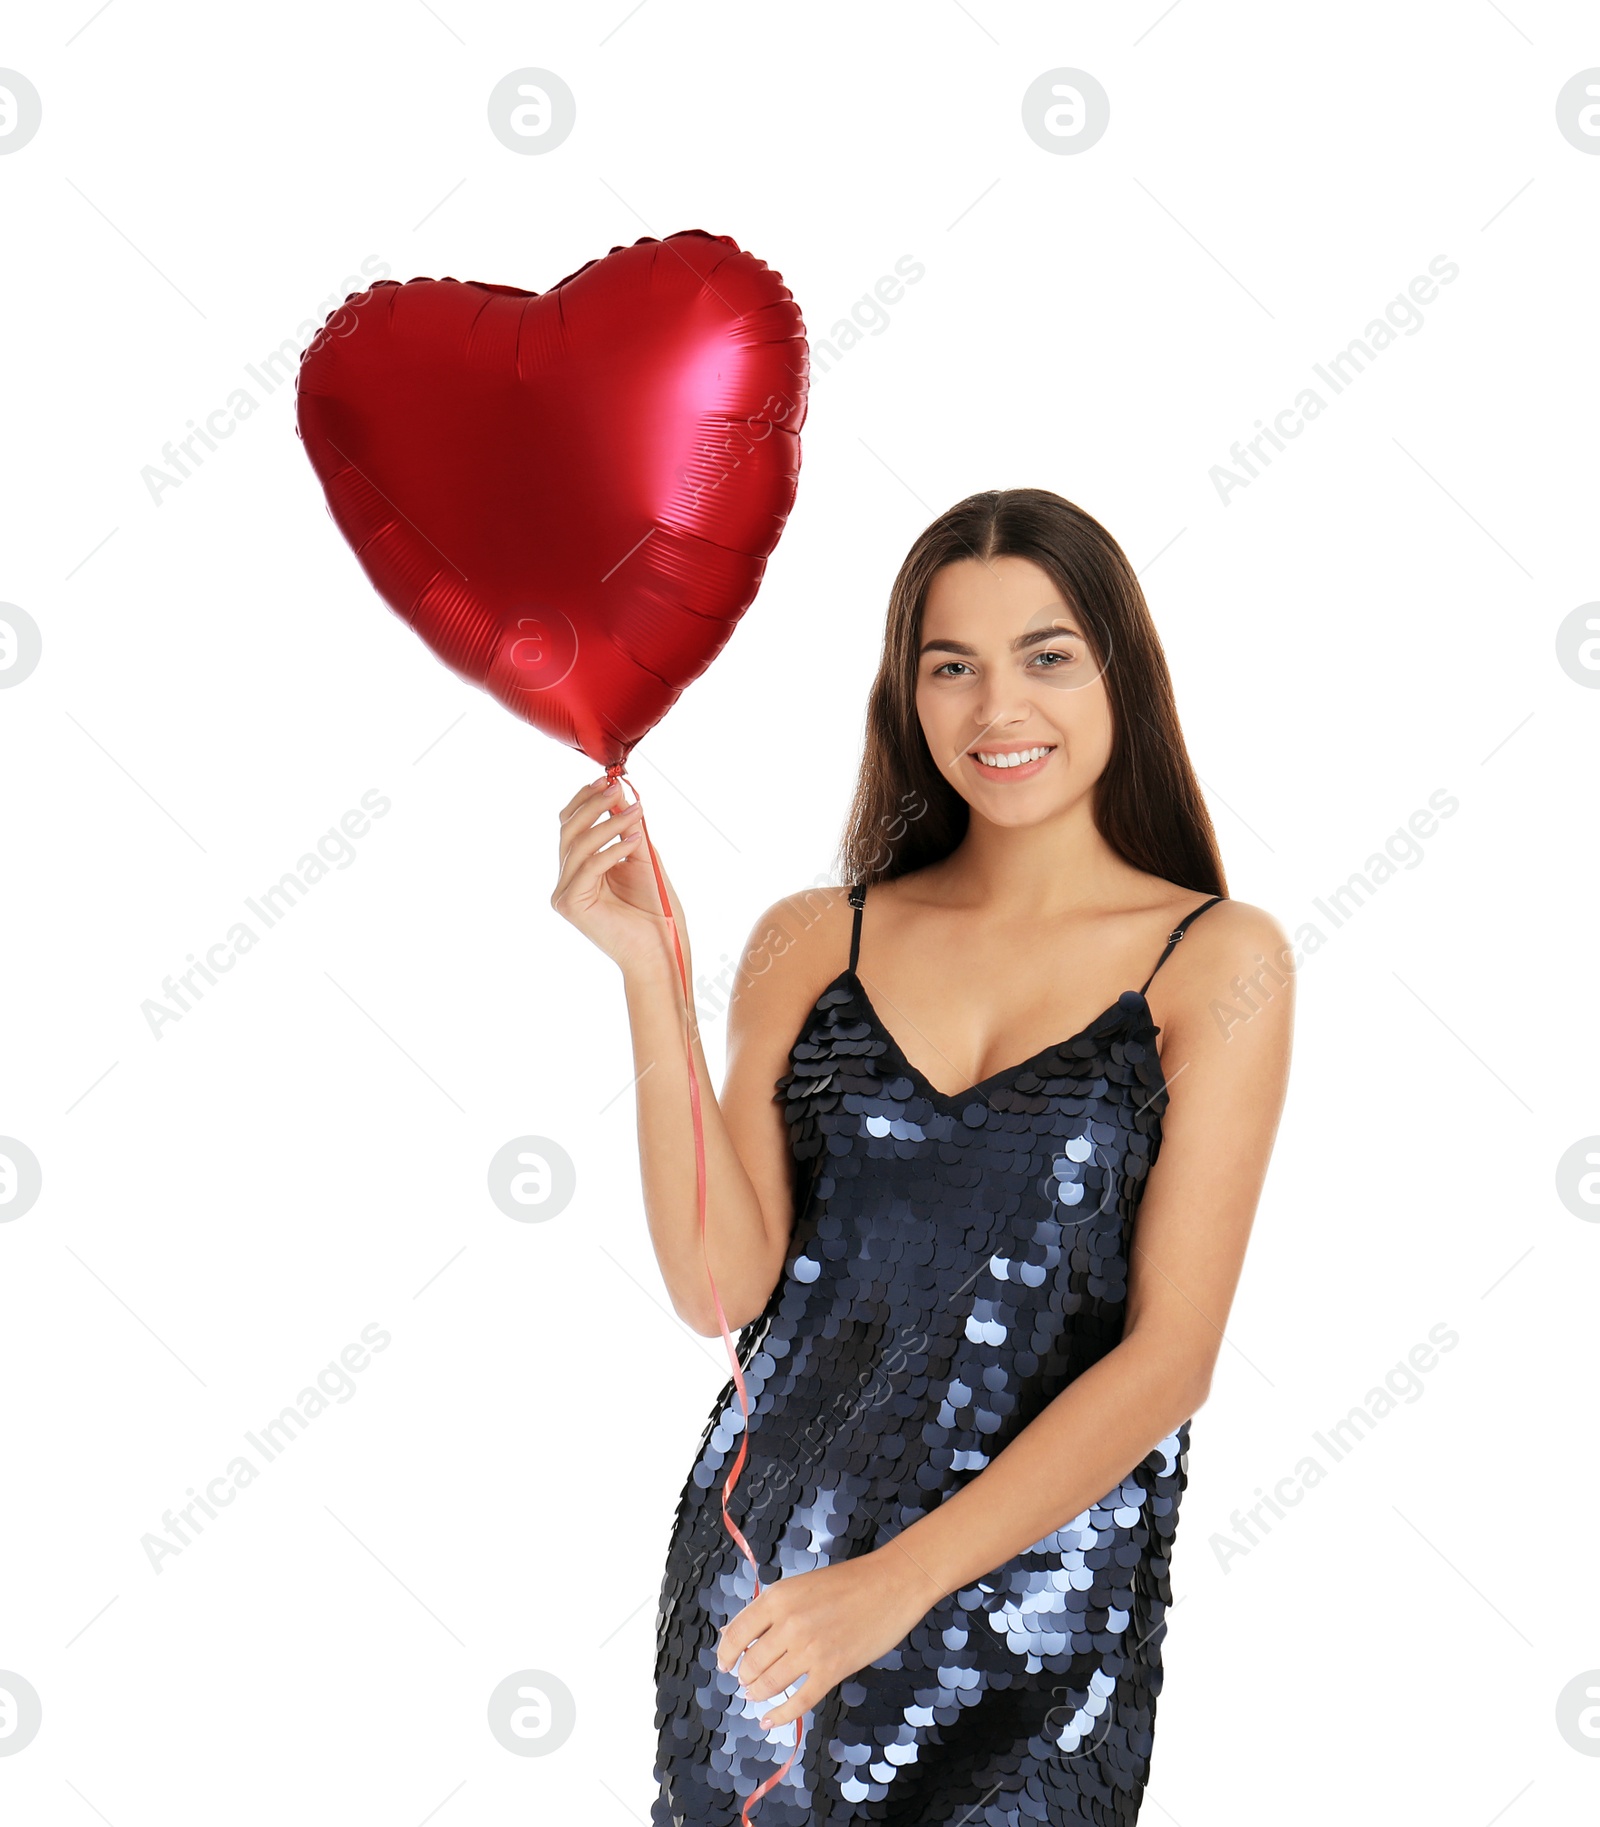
[919,623,1083,657]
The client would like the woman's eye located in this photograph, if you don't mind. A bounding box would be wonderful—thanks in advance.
[929,650,1081,678]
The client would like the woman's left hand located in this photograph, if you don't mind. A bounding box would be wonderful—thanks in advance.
[716,1541,942,1734]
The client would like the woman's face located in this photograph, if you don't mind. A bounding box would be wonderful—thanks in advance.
[914,553,1113,825]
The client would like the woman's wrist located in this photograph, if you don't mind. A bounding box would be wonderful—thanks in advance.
[871,1530,953,1620]
[618,931,691,1003]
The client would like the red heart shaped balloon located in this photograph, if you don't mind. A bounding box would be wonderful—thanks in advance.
[295,230,808,766]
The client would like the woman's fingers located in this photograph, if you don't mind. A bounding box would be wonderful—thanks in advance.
[726,1626,782,1690]
[757,1665,816,1730]
[565,798,640,865]
[551,801,642,907]
[556,783,631,857]
[557,777,641,853]
[716,1599,824,1727]
[555,783,637,882]
[557,772,619,819]
[717,1598,772,1663]
[741,1644,807,1705]
[557,775,621,830]
[718,1603,802,1693]
[741,1651,807,1702]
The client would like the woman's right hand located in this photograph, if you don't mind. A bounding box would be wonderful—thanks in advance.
[551,775,683,979]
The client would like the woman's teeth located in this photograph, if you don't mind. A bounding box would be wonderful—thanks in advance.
[973,746,1053,769]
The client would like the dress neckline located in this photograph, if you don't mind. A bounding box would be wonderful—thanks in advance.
[818,967,1161,1113]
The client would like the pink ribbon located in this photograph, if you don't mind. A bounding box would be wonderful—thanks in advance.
[606,762,804,1817]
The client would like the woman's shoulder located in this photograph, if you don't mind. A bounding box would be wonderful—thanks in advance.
[1138,882,1297,1045]
[1157,886,1290,965]
[725,882,860,1044]
[744,880,859,967]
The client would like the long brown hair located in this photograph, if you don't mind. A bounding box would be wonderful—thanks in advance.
[837,487,1227,897]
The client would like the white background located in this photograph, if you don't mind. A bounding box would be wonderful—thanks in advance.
[1,1,1595,1820]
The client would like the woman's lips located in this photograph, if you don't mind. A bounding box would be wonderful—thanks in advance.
[965,745,1056,781]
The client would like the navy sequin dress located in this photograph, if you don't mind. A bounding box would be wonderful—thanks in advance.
[652,885,1225,1825]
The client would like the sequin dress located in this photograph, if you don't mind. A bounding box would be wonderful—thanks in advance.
[652,885,1225,1826]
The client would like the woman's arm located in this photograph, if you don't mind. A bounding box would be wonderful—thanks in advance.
[552,776,842,1336]
[868,897,1296,1611]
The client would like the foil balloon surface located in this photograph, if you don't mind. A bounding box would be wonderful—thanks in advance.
[296,230,808,765]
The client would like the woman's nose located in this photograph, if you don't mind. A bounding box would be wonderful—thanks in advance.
[968,689,1031,736]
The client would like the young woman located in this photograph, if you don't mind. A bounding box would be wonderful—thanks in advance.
[553,487,1294,1824]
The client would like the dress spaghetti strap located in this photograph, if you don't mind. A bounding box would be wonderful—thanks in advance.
[847,881,866,974]
[1140,893,1225,995]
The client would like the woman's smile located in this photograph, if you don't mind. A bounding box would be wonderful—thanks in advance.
[965,741,1057,780]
